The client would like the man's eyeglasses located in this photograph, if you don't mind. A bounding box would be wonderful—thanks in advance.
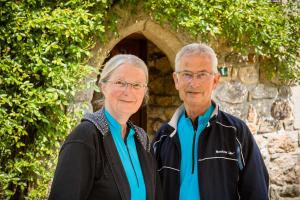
[176,70,215,82]
[105,80,147,90]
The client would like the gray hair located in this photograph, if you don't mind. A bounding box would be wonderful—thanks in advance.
[175,43,218,73]
[100,54,149,83]
[99,54,149,105]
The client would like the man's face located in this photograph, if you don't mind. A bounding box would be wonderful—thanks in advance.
[173,53,220,109]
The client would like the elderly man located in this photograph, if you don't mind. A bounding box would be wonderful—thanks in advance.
[152,43,269,200]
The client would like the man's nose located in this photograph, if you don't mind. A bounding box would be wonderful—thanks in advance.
[189,76,201,87]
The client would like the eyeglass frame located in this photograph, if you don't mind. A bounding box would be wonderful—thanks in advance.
[175,70,216,82]
[104,79,148,90]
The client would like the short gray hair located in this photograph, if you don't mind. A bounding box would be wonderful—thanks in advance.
[100,54,148,83]
[175,43,218,73]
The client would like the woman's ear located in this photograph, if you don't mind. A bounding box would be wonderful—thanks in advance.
[100,82,106,96]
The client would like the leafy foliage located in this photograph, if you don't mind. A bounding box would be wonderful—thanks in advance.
[145,0,300,83]
[0,0,112,199]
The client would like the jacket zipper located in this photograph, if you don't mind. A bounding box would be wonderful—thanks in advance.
[125,141,139,187]
[191,129,196,174]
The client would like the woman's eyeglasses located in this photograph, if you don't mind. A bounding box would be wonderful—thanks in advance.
[105,80,147,90]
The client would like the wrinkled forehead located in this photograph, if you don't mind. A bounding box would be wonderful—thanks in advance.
[179,53,213,70]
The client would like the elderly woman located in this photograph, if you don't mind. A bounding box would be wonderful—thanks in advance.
[49,54,160,200]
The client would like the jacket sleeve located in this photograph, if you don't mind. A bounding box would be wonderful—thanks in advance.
[150,141,163,200]
[237,124,269,200]
[49,122,97,200]
[151,127,169,200]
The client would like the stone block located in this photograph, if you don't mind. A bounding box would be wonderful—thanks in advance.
[250,84,278,99]
[268,153,298,186]
[246,122,258,134]
[278,184,300,199]
[246,104,258,123]
[75,89,94,102]
[147,107,166,120]
[284,119,295,131]
[155,57,172,74]
[269,185,281,200]
[148,67,161,81]
[155,96,173,106]
[217,101,249,119]
[253,134,270,161]
[164,107,177,120]
[149,77,165,95]
[215,81,248,104]
[238,65,259,84]
[172,95,182,106]
[254,134,269,149]
[231,67,239,80]
[271,99,293,120]
[268,134,297,154]
[164,76,178,95]
[291,85,300,129]
[269,184,300,200]
[148,95,156,105]
[251,99,274,118]
[278,86,292,99]
[258,117,281,133]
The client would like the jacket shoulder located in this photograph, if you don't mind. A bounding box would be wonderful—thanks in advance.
[155,123,174,138]
[132,124,151,152]
[217,111,250,135]
[152,123,174,152]
[63,121,99,151]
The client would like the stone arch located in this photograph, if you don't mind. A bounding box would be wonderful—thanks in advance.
[93,20,183,69]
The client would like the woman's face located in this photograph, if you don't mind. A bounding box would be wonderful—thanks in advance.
[101,63,147,120]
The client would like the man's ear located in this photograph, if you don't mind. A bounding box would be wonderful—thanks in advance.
[212,73,220,90]
[173,72,179,90]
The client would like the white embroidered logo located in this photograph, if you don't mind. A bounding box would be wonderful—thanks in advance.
[216,150,235,155]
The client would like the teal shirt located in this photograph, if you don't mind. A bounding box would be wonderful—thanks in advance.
[105,110,146,200]
[178,105,215,200]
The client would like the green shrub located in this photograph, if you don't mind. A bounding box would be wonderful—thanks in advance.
[145,0,300,83]
[0,0,111,199]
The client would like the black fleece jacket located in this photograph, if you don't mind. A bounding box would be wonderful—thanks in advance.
[152,104,269,200]
[49,108,161,200]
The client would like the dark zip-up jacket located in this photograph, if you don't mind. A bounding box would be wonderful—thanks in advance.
[152,104,269,200]
[49,108,160,200]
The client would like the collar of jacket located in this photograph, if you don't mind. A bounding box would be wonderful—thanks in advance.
[168,101,219,138]
[82,107,150,152]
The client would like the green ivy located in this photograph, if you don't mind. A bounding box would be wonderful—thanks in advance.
[0,0,112,199]
[145,0,300,83]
